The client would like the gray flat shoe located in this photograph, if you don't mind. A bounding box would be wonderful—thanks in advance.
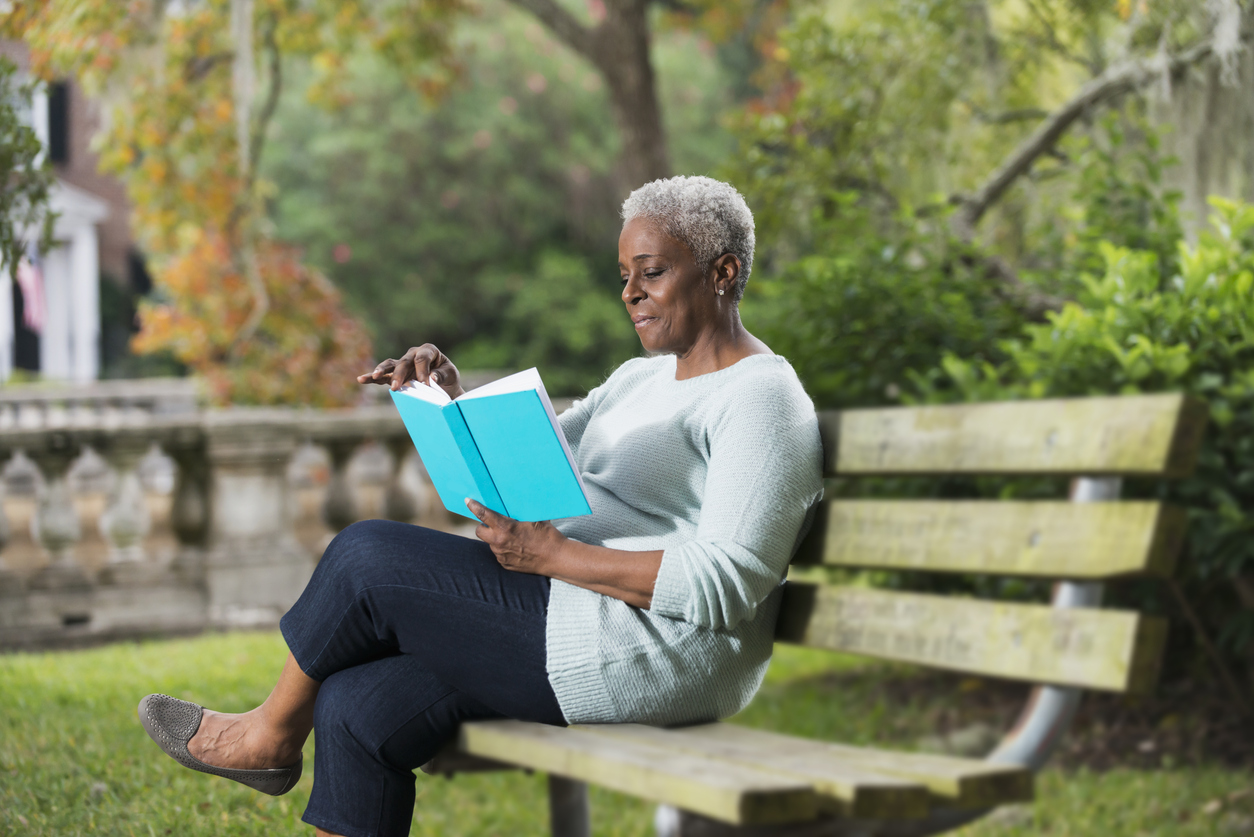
[137,694,302,796]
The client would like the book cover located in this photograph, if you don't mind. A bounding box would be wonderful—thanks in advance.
[388,389,506,518]
[389,369,591,522]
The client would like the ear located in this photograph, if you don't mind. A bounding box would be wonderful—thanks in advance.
[711,253,741,297]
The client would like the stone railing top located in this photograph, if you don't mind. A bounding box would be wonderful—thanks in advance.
[0,373,579,458]
[0,377,200,410]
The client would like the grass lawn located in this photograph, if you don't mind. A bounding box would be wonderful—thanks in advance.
[1,631,1251,836]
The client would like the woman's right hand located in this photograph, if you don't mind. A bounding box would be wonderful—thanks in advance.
[357,344,465,399]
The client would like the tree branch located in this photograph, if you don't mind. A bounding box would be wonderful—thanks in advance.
[503,0,597,62]
[967,251,1066,321]
[229,13,282,358]
[1020,0,1100,75]
[950,38,1216,241]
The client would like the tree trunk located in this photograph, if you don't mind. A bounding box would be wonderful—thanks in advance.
[1150,49,1254,235]
[592,0,670,189]
[504,0,670,192]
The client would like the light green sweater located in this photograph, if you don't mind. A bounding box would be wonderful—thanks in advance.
[547,353,824,726]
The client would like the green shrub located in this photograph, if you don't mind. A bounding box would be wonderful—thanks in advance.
[919,197,1254,679]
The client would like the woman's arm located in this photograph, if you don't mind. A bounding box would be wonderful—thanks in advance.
[466,499,661,609]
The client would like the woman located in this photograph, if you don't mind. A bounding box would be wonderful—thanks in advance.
[139,175,823,837]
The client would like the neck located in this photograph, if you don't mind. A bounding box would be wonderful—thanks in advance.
[673,307,768,380]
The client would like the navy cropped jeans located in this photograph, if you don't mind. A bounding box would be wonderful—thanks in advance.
[279,520,566,837]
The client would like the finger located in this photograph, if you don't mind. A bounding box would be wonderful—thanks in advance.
[412,349,437,384]
[466,498,509,527]
[474,523,492,542]
[358,359,395,384]
[391,356,416,391]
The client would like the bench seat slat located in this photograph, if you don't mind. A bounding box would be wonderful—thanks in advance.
[575,723,932,819]
[823,393,1205,477]
[459,720,818,825]
[651,723,1034,810]
[775,584,1167,693]
[793,500,1184,578]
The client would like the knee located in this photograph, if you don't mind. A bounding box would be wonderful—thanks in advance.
[312,671,352,738]
[318,519,397,576]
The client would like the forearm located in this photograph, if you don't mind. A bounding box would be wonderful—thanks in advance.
[543,538,663,610]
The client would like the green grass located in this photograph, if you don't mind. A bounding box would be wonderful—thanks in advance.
[1,633,1250,835]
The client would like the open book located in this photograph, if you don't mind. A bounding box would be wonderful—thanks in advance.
[389,368,591,522]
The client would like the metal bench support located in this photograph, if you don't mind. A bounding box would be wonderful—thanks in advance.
[549,775,591,837]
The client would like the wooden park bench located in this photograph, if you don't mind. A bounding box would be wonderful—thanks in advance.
[423,392,1207,836]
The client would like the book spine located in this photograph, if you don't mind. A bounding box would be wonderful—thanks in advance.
[444,403,508,517]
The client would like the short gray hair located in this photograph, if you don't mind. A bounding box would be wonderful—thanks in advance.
[621,176,755,301]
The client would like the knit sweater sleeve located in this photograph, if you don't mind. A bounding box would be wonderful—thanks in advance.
[648,372,824,631]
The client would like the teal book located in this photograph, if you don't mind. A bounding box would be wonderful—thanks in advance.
[389,368,591,522]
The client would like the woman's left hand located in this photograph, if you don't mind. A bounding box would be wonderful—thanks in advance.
[466,498,565,575]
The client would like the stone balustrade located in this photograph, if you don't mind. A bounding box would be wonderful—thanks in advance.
[0,395,508,649]
[0,374,576,650]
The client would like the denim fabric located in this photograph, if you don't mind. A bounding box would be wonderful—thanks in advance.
[279,520,564,837]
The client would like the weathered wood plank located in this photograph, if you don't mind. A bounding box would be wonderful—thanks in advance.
[575,723,931,819]
[775,584,1167,694]
[460,720,818,825]
[792,500,1185,578]
[821,393,1206,477]
[660,724,1034,810]
[419,746,516,777]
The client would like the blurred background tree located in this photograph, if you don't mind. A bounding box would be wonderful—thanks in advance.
[4,0,465,404]
[729,0,1225,407]
[262,1,738,393]
[0,56,54,280]
[3,0,778,400]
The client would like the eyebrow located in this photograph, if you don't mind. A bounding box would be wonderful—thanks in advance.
[632,254,660,261]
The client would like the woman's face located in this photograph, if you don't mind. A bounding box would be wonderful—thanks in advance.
[618,217,720,355]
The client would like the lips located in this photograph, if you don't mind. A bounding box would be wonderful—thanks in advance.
[631,314,657,329]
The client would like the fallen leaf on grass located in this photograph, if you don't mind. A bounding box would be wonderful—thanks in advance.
[1203,799,1223,816]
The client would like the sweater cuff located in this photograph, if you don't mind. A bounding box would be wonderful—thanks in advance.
[649,546,690,621]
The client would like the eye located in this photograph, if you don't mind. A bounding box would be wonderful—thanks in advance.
[644,269,664,279]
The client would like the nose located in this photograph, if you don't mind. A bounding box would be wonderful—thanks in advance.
[622,272,645,305]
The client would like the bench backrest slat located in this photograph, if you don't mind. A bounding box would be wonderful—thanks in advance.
[775,584,1167,694]
[821,393,1206,477]
[792,500,1185,578]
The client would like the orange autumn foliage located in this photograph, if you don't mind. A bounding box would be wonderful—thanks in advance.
[134,232,372,406]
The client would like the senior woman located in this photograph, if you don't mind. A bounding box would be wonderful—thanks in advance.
[138,175,823,837]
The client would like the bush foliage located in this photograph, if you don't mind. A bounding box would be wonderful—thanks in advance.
[925,198,1254,673]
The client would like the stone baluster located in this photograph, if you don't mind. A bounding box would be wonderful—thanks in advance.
[0,447,17,596]
[383,437,418,523]
[0,449,13,570]
[322,437,361,532]
[168,438,211,553]
[25,434,92,628]
[203,415,312,628]
[27,435,84,572]
[96,436,153,563]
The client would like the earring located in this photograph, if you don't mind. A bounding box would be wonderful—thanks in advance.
[717,288,725,296]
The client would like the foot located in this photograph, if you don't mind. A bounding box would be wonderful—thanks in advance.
[187,708,304,770]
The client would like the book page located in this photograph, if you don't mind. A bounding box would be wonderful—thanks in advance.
[456,368,542,401]
[396,377,452,406]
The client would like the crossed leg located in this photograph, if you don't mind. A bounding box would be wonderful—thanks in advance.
[183,519,565,837]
